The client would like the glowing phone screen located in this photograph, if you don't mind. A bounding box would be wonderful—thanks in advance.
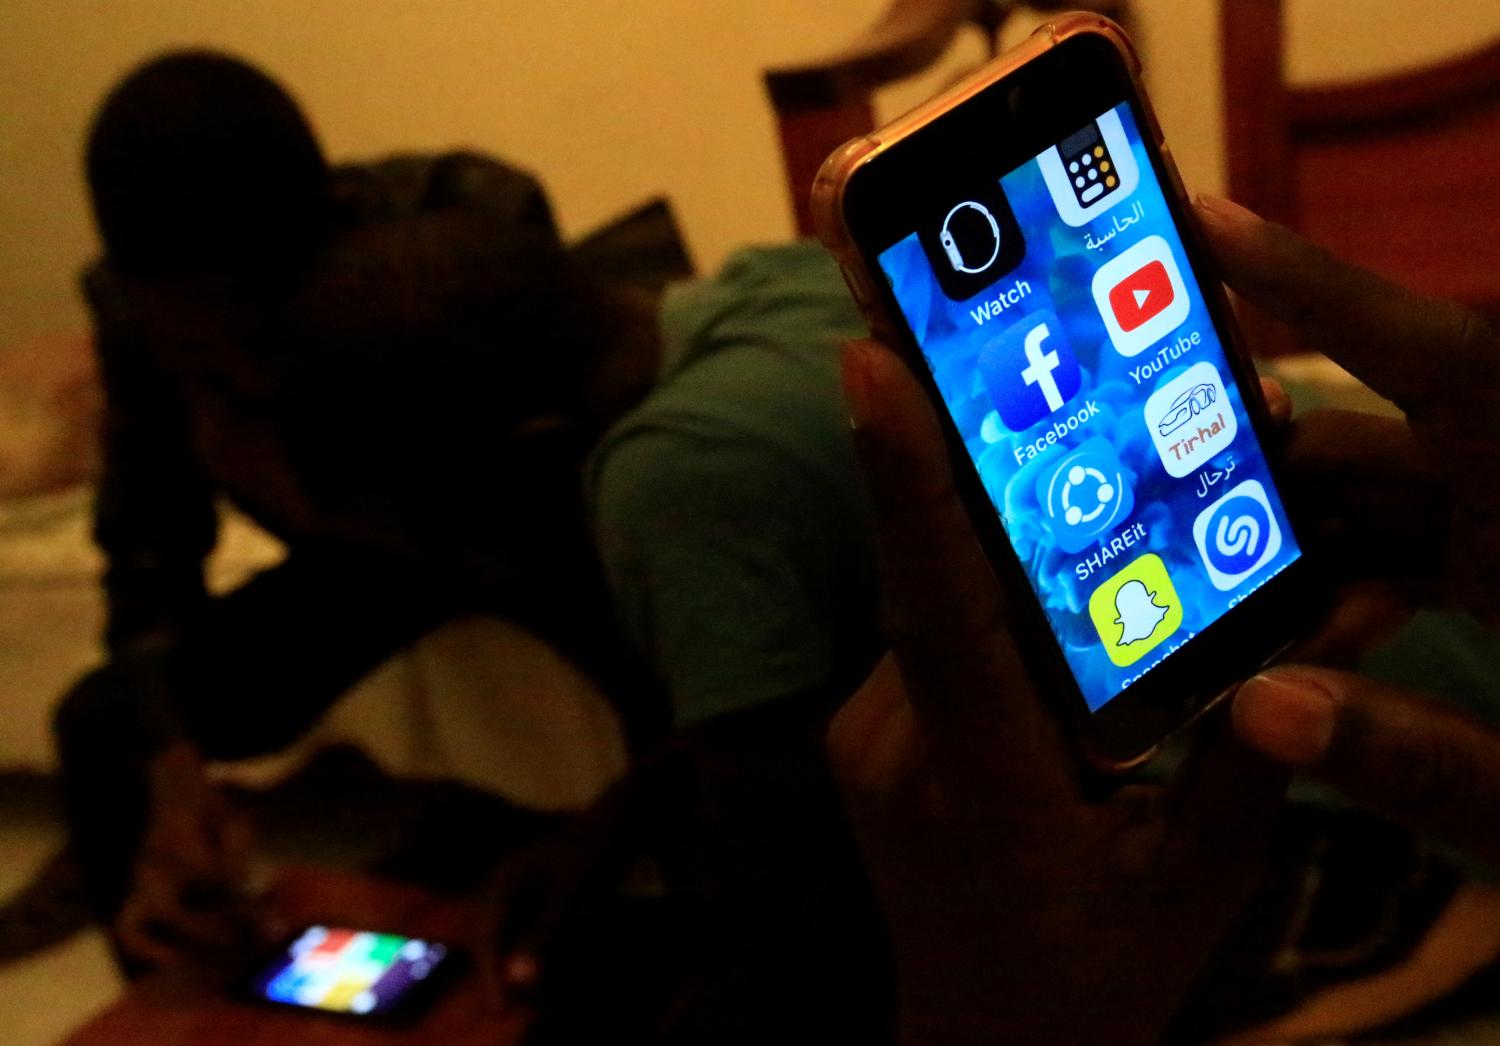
[250,925,450,1016]
[877,101,1301,711]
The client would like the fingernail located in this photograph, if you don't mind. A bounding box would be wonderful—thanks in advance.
[1232,670,1337,766]
[841,340,876,432]
[1194,194,1256,224]
[504,953,539,987]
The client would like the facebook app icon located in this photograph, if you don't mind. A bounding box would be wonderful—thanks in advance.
[978,309,1082,432]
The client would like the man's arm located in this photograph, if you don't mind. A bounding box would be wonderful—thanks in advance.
[85,267,218,654]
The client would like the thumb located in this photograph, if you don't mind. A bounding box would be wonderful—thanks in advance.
[1232,666,1500,867]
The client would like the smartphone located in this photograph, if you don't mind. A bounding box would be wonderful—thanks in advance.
[243,923,462,1021]
[813,15,1319,769]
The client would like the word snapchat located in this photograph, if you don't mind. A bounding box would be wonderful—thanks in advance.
[1088,554,1183,667]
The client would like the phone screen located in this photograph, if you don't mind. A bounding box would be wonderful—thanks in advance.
[247,924,453,1017]
[875,100,1301,713]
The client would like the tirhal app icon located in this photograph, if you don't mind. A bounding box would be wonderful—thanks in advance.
[978,309,1082,432]
[1087,553,1183,668]
[917,179,1026,302]
[1092,235,1190,358]
[1193,479,1283,590]
[1035,437,1135,554]
[1144,361,1237,478]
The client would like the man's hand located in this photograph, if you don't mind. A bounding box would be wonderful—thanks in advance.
[1196,195,1500,624]
[829,338,1289,1046]
[484,819,631,1006]
[483,747,699,1010]
[1234,667,1500,868]
[114,741,257,969]
[1195,194,1500,873]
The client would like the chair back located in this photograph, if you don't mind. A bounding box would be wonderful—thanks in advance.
[1222,0,1500,353]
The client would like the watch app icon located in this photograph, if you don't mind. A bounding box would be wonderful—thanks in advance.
[917,179,1026,302]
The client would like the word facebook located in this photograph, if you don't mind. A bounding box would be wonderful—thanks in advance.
[1011,400,1101,466]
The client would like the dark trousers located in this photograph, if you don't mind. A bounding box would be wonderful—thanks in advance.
[54,550,664,925]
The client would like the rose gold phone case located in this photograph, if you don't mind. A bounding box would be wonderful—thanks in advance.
[812,14,1189,348]
[808,15,1256,773]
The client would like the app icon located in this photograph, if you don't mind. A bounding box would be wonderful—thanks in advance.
[939,201,1001,274]
[1193,479,1283,590]
[1037,108,1140,226]
[1091,235,1190,357]
[1034,437,1135,553]
[917,180,1027,302]
[978,308,1082,432]
[1144,360,1237,477]
[1088,553,1183,667]
[1108,258,1173,333]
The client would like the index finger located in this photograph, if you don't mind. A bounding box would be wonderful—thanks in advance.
[1194,196,1500,410]
[843,339,1075,798]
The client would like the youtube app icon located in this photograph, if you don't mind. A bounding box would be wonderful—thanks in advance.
[1092,235,1190,357]
[1108,259,1172,332]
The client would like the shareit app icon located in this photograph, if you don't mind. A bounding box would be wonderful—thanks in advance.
[1192,479,1283,590]
[1035,437,1134,554]
[1087,553,1183,668]
[978,309,1082,432]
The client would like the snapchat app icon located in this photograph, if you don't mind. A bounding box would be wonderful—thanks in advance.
[1088,554,1183,667]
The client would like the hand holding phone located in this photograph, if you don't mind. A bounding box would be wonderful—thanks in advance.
[829,74,1500,1036]
[114,742,258,971]
[1194,192,1500,868]
[831,335,1288,1046]
[816,16,1318,767]
[1193,193,1500,628]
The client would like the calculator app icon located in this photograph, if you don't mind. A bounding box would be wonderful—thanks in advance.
[1037,107,1139,226]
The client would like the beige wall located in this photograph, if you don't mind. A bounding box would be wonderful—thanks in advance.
[2,1,1498,351]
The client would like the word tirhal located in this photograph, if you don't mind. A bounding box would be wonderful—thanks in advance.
[1163,412,1230,465]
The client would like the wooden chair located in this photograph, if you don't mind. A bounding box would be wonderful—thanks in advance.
[765,0,1132,236]
[1222,0,1500,355]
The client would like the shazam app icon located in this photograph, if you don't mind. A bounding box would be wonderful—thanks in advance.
[1193,479,1283,591]
[1088,553,1183,667]
[1035,437,1134,553]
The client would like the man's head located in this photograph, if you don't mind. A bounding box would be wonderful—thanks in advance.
[86,50,333,275]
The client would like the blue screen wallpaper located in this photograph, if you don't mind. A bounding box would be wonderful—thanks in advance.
[878,102,1301,711]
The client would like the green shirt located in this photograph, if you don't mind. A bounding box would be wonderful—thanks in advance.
[586,243,879,725]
